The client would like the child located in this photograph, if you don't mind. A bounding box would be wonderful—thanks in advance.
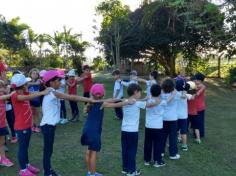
[41,70,98,176]
[81,84,134,176]
[194,73,206,138]
[57,69,68,124]
[0,80,14,167]
[175,79,191,151]
[81,65,93,99]
[187,81,201,144]
[11,73,50,176]
[66,69,79,122]
[136,71,158,97]
[112,69,124,120]
[161,78,181,160]
[144,84,175,168]
[115,83,161,176]
[121,70,138,87]
[28,68,41,133]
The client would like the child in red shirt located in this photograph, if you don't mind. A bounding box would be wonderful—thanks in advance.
[81,65,93,98]
[66,69,79,122]
[11,74,50,176]
[187,81,201,144]
[0,80,14,167]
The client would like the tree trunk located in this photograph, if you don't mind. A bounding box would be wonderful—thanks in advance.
[217,54,223,78]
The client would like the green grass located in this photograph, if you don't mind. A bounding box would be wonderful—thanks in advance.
[1,77,236,176]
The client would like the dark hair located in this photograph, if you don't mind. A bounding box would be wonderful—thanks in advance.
[112,69,120,76]
[150,71,158,80]
[175,79,190,91]
[194,73,205,82]
[45,76,60,87]
[127,83,142,96]
[161,78,175,93]
[151,84,161,97]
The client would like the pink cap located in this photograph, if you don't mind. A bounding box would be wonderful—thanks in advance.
[39,70,47,77]
[90,84,105,97]
[57,69,65,78]
[43,70,59,83]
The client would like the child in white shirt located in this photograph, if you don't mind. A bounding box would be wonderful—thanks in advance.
[121,70,138,87]
[112,70,124,120]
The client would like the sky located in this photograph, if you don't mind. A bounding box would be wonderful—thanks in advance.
[0,0,142,62]
[0,0,222,62]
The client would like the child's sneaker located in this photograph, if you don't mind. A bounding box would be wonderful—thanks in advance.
[27,164,40,174]
[94,172,103,176]
[161,153,165,157]
[34,127,41,133]
[4,145,8,152]
[144,161,150,166]
[0,156,14,167]
[60,119,68,124]
[19,169,36,176]
[181,144,188,151]
[10,137,18,143]
[153,161,166,168]
[126,170,141,176]
[169,154,181,160]
[121,169,128,174]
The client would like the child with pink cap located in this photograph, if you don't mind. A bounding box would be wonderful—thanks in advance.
[81,83,136,176]
[40,70,98,176]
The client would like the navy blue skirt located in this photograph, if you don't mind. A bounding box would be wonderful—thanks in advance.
[0,127,9,136]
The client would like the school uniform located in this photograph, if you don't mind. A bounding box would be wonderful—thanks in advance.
[113,79,124,119]
[82,72,93,98]
[195,89,206,137]
[161,92,181,157]
[5,101,15,138]
[121,101,146,173]
[58,79,67,119]
[68,79,79,118]
[177,91,188,135]
[28,80,41,107]
[81,102,104,152]
[144,98,166,163]
[11,92,33,170]
[188,99,200,131]
[146,80,157,97]
[0,99,9,136]
[40,89,61,176]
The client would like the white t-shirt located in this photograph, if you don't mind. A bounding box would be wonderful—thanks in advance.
[40,89,61,126]
[113,80,123,99]
[161,91,181,121]
[145,98,166,129]
[58,79,66,93]
[121,80,138,87]
[146,80,157,97]
[177,92,193,119]
[122,101,146,132]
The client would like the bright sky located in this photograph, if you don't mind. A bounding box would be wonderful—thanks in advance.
[0,0,141,62]
[0,0,221,62]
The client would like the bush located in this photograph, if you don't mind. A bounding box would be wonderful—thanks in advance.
[92,57,108,71]
[225,67,236,86]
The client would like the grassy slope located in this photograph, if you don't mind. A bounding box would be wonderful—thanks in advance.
[1,77,236,176]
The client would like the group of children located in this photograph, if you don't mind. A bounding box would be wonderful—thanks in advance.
[0,59,206,176]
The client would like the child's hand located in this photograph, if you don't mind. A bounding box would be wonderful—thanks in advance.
[42,88,52,95]
[91,99,100,103]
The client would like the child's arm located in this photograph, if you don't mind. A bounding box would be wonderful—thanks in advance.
[146,98,161,108]
[17,88,51,101]
[196,84,206,96]
[53,91,97,103]
[66,80,77,87]
[102,98,136,108]
[121,81,129,87]
[136,77,147,84]
[28,80,41,86]
[0,92,14,100]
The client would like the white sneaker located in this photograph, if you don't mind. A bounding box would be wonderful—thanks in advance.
[60,119,68,124]
[144,161,150,166]
[169,154,181,160]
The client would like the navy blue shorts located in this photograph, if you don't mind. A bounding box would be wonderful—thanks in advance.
[81,132,101,152]
[178,119,188,134]
[30,101,41,107]
[189,115,200,129]
[0,127,9,136]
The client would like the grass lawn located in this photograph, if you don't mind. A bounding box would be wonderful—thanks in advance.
[1,76,236,176]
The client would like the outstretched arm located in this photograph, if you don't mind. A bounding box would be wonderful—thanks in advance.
[17,88,50,101]
[53,91,97,103]
[101,98,136,108]
[136,77,147,84]
[196,84,206,96]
